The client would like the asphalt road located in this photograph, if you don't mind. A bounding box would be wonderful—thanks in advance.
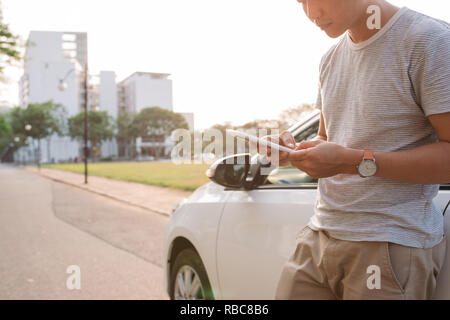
[0,164,169,299]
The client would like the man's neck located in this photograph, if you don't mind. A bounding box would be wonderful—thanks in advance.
[348,1,400,44]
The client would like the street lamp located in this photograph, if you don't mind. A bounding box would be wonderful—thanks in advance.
[58,69,74,92]
[58,80,68,92]
[24,124,37,166]
[58,57,89,184]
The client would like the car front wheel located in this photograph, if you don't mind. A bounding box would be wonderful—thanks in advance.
[170,248,214,300]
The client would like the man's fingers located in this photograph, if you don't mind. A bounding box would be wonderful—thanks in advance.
[296,141,310,150]
[287,149,309,161]
[296,139,323,150]
[257,135,277,155]
[256,133,296,159]
[280,131,296,149]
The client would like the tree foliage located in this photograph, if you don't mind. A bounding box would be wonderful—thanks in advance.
[0,112,12,153]
[9,101,66,142]
[0,1,21,76]
[135,107,188,139]
[68,110,114,159]
[116,110,138,158]
[205,104,316,156]
[238,119,285,134]
[279,103,315,128]
[6,101,66,165]
[134,106,188,159]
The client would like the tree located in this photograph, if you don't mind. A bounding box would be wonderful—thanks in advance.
[116,110,138,159]
[9,101,66,166]
[202,103,315,158]
[8,106,30,147]
[68,110,114,161]
[208,122,236,156]
[279,103,315,128]
[206,119,283,157]
[0,112,12,155]
[134,107,188,160]
[0,1,21,77]
[238,119,284,134]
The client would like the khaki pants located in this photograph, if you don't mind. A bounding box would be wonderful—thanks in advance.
[275,227,447,300]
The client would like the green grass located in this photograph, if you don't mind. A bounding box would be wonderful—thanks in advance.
[43,161,211,191]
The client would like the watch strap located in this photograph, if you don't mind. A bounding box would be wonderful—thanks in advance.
[363,150,375,161]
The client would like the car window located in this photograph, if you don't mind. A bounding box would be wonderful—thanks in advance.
[262,119,320,186]
[293,119,320,143]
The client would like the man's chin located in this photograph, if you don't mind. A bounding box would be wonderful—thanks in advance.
[324,27,346,39]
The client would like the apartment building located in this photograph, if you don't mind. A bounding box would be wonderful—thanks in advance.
[17,31,87,163]
[16,31,193,162]
[117,72,175,158]
[17,31,119,162]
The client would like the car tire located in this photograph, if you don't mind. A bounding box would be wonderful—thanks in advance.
[169,248,214,300]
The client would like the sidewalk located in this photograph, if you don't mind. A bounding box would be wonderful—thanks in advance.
[25,166,193,217]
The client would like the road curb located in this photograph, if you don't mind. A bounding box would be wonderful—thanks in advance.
[30,169,171,218]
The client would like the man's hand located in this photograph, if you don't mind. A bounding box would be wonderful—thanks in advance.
[257,131,296,167]
[287,140,348,178]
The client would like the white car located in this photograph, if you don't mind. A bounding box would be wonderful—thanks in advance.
[163,110,450,300]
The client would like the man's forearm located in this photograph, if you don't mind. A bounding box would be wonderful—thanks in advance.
[340,142,450,184]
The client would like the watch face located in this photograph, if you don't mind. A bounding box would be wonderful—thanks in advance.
[359,160,377,177]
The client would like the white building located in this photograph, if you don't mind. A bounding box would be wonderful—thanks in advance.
[99,71,119,119]
[17,31,87,163]
[19,31,87,115]
[16,31,193,162]
[91,71,119,158]
[118,72,175,158]
[118,72,173,113]
[117,72,196,158]
[17,31,119,163]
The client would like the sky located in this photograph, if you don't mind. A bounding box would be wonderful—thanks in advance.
[1,0,449,129]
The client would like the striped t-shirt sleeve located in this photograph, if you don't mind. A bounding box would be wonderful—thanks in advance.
[410,24,450,117]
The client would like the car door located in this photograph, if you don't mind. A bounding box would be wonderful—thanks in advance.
[216,185,317,299]
[216,118,320,299]
[432,185,450,299]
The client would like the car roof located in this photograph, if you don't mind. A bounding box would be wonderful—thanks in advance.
[288,109,320,135]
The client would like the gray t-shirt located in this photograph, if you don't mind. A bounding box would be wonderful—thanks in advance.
[310,7,450,248]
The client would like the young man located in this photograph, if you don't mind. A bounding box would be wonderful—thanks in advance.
[270,0,450,299]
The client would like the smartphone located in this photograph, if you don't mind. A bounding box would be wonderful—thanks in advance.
[226,129,294,154]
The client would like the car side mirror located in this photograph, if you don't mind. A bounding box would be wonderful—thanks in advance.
[206,153,251,188]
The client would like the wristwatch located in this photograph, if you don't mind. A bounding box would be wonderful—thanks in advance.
[357,150,378,178]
